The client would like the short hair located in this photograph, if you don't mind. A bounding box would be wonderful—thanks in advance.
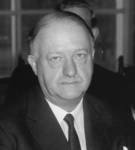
[55,0,97,28]
[28,11,94,55]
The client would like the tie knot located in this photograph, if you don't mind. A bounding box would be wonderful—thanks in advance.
[64,114,74,127]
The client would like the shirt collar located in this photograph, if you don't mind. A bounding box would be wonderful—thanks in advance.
[71,98,83,129]
[46,98,83,128]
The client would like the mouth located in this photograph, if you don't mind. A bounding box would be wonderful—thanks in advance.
[59,77,82,85]
[61,82,78,85]
[60,80,81,85]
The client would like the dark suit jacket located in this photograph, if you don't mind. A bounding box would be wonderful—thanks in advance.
[89,64,129,107]
[0,85,134,150]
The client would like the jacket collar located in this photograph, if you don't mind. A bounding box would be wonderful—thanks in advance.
[26,85,70,150]
[83,94,112,150]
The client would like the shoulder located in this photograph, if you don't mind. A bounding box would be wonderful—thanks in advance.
[84,94,133,144]
[0,85,42,121]
[84,94,122,128]
[84,94,111,114]
[0,88,29,121]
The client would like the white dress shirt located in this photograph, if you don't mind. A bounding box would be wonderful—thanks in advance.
[46,98,87,150]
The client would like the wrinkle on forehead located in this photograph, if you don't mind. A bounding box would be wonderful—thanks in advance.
[33,20,93,57]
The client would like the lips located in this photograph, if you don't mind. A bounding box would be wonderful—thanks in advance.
[58,77,82,85]
[61,81,79,84]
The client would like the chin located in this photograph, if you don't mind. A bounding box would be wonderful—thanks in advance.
[60,91,84,100]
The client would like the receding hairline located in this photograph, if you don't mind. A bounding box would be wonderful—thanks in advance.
[28,11,94,55]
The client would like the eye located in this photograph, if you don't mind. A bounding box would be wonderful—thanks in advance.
[76,53,86,59]
[50,56,62,62]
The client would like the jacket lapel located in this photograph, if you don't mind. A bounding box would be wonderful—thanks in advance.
[83,94,112,150]
[26,86,70,150]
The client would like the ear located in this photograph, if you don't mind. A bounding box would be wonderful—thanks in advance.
[92,48,95,59]
[27,55,38,76]
[92,27,99,40]
[90,40,95,59]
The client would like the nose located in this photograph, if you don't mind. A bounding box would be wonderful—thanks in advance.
[63,58,77,77]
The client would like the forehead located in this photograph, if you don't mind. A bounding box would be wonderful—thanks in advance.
[35,20,91,51]
[38,19,90,39]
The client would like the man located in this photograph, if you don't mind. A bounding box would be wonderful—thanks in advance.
[0,11,134,150]
[55,0,135,128]
[55,0,135,140]
[55,0,129,108]
[4,0,129,110]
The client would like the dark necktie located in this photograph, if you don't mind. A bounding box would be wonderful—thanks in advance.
[64,114,81,150]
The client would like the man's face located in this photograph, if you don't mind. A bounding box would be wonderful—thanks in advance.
[28,21,94,110]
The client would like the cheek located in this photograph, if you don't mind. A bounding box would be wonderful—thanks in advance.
[37,63,59,95]
[39,60,61,86]
[78,58,93,79]
[82,67,93,84]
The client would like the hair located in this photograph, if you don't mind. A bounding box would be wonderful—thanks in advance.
[55,0,97,28]
[28,11,94,55]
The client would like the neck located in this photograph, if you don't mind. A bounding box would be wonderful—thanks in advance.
[48,97,82,112]
[58,98,82,112]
